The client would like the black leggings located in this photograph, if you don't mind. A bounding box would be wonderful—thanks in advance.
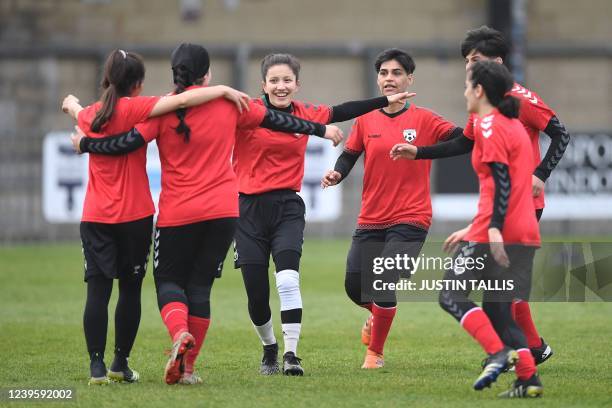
[240,249,301,326]
[438,242,534,350]
[83,274,144,359]
[154,218,237,319]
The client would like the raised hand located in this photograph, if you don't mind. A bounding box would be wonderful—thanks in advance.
[390,143,417,160]
[62,94,83,120]
[321,170,342,189]
[387,91,416,105]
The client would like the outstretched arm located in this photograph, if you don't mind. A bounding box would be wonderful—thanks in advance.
[149,85,250,116]
[390,128,472,161]
[260,109,344,146]
[72,126,146,155]
[329,92,415,123]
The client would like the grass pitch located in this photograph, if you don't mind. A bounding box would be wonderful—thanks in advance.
[1,240,611,407]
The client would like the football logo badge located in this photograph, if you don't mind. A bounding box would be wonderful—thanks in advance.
[403,129,417,143]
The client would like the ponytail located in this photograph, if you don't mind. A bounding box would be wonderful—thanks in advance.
[91,84,118,132]
[91,49,146,133]
[497,94,519,119]
[172,65,194,143]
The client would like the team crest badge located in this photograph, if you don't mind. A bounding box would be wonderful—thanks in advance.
[403,129,417,143]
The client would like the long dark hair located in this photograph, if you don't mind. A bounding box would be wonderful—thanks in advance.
[91,49,145,132]
[468,60,519,118]
[170,43,210,143]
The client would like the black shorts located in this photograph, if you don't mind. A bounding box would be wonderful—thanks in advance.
[443,241,536,302]
[154,217,237,286]
[535,208,544,222]
[346,224,428,303]
[234,190,305,268]
[346,224,428,275]
[80,215,153,282]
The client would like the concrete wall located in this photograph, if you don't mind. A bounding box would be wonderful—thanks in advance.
[1,0,611,241]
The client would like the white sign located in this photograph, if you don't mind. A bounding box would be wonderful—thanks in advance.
[300,136,342,222]
[43,132,163,223]
[146,141,162,213]
[43,132,89,222]
[433,132,612,220]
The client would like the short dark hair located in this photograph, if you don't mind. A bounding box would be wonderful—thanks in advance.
[468,60,519,119]
[261,53,301,80]
[374,48,415,74]
[461,26,509,60]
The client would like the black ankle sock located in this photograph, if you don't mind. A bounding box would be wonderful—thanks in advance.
[110,349,129,371]
[89,351,105,362]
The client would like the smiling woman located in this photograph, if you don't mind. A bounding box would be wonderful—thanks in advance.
[231,52,413,376]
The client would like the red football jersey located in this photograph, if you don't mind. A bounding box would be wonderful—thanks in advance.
[136,88,267,227]
[233,98,332,194]
[77,96,160,223]
[465,110,540,246]
[464,83,555,209]
[345,104,456,229]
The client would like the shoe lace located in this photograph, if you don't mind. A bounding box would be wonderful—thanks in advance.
[286,354,302,365]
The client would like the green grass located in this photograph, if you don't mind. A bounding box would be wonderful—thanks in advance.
[1,240,611,407]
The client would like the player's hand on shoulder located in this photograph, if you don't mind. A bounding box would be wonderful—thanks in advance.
[324,125,344,147]
[532,174,545,197]
[390,143,417,160]
[387,91,416,105]
[488,227,510,267]
[443,225,471,254]
[222,86,250,113]
[321,170,342,189]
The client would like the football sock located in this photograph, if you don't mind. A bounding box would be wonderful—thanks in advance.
[512,301,542,348]
[460,307,504,355]
[254,318,277,346]
[281,323,301,355]
[160,301,189,342]
[184,315,210,375]
[368,303,397,355]
[515,348,537,380]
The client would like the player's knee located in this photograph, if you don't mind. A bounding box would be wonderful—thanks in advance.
[155,279,187,310]
[275,269,302,311]
[186,283,212,318]
[438,290,455,314]
[273,250,300,272]
[344,274,362,306]
[248,301,272,326]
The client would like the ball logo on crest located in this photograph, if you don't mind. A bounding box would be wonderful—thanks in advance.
[403,129,417,143]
